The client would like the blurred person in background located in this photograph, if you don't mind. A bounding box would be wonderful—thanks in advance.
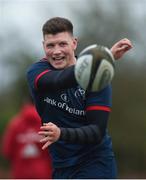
[2,99,52,179]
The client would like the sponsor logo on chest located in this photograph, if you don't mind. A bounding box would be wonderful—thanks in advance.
[44,88,85,116]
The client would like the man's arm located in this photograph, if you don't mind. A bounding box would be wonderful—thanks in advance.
[60,110,109,144]
[27,65,78,92]
[35,65,78,91]
[38,109,109,149]
[110,38,133,60]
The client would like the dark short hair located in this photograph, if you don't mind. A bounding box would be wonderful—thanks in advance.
[42,17,73,37]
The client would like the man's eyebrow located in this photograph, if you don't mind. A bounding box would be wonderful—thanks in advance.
[46,42,54,46]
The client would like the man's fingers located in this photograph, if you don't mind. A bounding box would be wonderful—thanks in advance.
[42,141,52,150]
[40,136,49,143]
[38,130,54,136]
[118,39,133,48]
[40,126,50,130]
[38,122,59,149]
[38,131,48,136]
[117,45,132,52]
[43,122,54,126]
[40,125,54,131]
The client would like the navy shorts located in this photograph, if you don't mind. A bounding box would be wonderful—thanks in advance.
[53,156,117,179]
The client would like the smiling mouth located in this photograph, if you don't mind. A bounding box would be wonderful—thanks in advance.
[52,57,65,61]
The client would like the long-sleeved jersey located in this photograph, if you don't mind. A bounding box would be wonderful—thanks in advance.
[27,58,114,168]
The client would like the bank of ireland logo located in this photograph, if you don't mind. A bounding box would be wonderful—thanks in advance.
[61,93,69,102]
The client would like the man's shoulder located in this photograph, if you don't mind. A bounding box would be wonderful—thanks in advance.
[27,58,50,72]
[26,59,51,74]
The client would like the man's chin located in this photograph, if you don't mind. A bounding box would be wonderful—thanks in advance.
[53,63,66,70]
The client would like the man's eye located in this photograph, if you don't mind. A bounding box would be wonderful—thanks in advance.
[60,42,67,47]
[47,44,54,48]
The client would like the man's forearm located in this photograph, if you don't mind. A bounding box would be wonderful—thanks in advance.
[60,110,109,144]
[60,124,102,144]
[37,65,78,91]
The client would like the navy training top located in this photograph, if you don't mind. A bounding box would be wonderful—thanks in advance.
[27,58,114,168]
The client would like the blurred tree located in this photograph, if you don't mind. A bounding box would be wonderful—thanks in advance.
[0,30,36,134]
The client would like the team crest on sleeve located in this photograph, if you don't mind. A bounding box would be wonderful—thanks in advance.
[74,88,85,99]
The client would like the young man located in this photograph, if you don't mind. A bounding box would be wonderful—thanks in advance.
[27,17,132,178]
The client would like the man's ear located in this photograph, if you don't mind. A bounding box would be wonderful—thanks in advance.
[73,37,78,50]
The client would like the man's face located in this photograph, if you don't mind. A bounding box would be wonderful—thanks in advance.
[43,32,77,69]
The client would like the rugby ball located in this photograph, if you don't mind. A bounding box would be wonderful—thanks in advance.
[74,44,115,92]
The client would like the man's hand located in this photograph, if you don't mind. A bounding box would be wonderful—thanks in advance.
[110,38,133,60]
[38,122,61,150]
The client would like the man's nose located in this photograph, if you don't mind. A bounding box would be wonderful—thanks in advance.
[53,46,62,54]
